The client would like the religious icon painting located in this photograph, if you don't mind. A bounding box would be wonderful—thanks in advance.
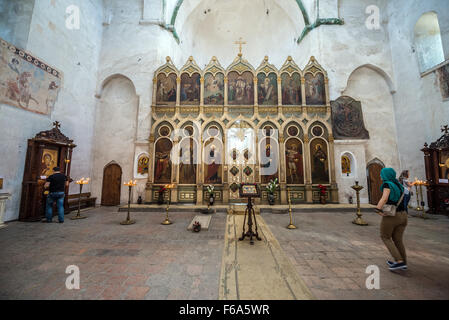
[310,138,329,184]
[156,73,177,105]
[312,125,323,137]
[204,73,224,105]
[287,125,299,137]
[159,125,171,137]
[137,154,149,175]
[179,138,197,184]
[341,155,351,175]
[204,139,222,184]
[305,73,326,105]
[281,73,302,105]
[41,148,59,177]
[439,151,449,180]
[257,73,278,105]
[227,71,254,105]
[180,73,201,105]
[154,138,172,184]
[285,138,304,184]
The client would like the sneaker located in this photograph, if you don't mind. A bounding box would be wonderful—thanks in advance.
[388,262,407,270]
[59,221,64,224]
[386,260,395,267]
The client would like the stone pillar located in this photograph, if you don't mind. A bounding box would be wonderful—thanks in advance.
[0,193,11,227]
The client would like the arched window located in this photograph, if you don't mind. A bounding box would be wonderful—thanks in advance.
[414,12,445,73]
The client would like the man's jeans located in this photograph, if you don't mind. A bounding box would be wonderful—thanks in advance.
[45,192,65,222]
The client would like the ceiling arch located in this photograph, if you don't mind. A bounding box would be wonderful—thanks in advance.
[163,0,343,44]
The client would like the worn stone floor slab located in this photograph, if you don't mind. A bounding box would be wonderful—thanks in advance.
[187,215,212,231]
[219,214,314,300]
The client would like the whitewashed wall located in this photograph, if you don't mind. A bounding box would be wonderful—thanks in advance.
[0,0,103,221]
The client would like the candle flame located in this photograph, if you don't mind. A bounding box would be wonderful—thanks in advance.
[75,177,90,185]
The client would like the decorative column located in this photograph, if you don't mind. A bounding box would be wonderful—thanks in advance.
[200,76,204,113]
[146,134,155,203]
[0,193,11,228]
[171,137,180,204]
[324,77,330,106]
[328,133,339,203]
[301,76,306,106]
[279,134,287,205]
[224,76,228,106]
[176,76,181,114]
[152,77,157,105]
[303,135,313,203]
[253,77,258,107]
[277,76,282,113]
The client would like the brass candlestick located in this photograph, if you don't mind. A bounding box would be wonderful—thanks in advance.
[414,180,422,211]
[71,178,89,220]
[121,180,136,225]
[287,187,297,229]
[351,181,368,226]
[161,184,174,225]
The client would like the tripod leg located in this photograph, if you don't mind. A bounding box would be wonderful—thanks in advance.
[239,207,248,241]
[252,208,262,241]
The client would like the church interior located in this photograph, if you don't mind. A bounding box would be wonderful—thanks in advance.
[0,0,449,302]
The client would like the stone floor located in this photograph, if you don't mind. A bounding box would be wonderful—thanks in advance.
[264,210,449,299]
[0,207,448,300]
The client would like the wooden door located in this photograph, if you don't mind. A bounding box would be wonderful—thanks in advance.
[101,163,122,206]
[367,163,384,205]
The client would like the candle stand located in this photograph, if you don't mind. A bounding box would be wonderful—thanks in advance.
[71,178,89,220]
[351,181,368,226]
[121,180,137,225]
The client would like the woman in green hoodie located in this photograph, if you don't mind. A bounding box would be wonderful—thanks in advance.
[375,168,408,271]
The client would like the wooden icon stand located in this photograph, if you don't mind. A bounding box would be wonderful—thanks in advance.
[238,184,262,245]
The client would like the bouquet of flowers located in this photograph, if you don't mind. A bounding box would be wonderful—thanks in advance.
[266,178,279,194]
[206,185,215,197]
[318,184,327,195]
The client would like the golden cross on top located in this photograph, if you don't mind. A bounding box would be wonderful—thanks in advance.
[442,125,449,134]
[234,37,246,57]
[53,121,60,129]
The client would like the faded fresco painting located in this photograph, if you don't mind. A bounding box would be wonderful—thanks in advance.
[331,96,369,139]
[204,72,224,105]
[228,71,254,105]
[156,73,177,105]
[179,138,197,184]
[285,138,304,184]
[204,138,223,184]
[0,38,62,115]
[180,73,200,105]
[154,138,172,184]
[257,72,278,105]
[305,72,326,105]
[310,138,329,184]
[437,64,449,100]
[281,72,302,105]
[41,148,59,177]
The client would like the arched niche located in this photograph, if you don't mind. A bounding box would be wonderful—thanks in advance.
[341,151,356,178]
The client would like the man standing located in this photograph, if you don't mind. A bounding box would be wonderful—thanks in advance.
[44,167,68,223]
